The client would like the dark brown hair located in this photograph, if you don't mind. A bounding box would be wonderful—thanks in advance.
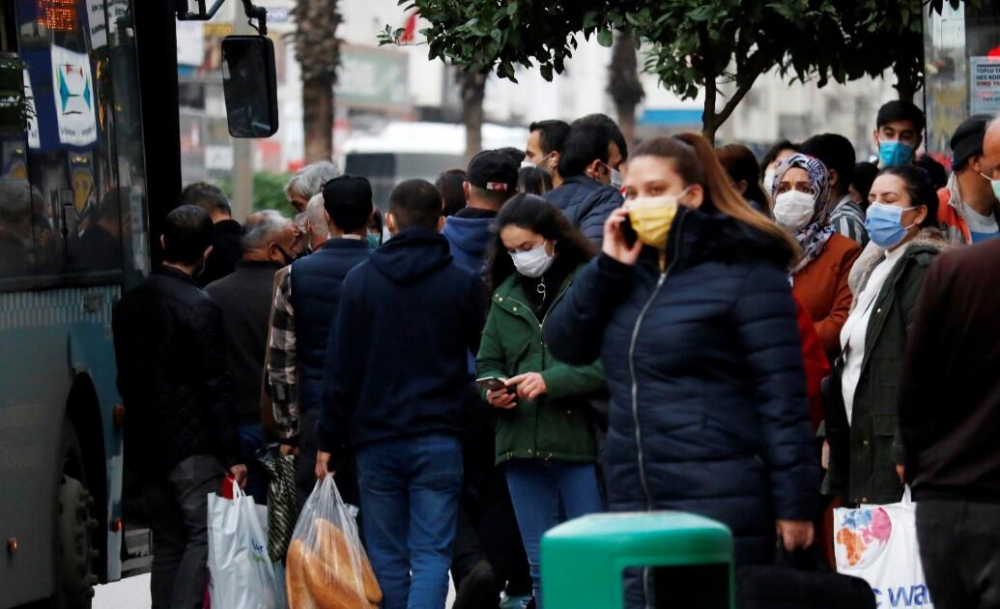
[486,194,597,293]
[715,143,771,212]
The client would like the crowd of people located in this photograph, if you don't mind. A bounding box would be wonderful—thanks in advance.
[111,101,1000,609]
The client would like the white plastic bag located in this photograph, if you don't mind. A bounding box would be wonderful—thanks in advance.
[286,476,382,608]
[208,478,286,608]
[834,488,933,608]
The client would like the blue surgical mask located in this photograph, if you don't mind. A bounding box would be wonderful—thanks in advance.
[878,140,914,168]
[367,232,381,249]
[865,202,916,249]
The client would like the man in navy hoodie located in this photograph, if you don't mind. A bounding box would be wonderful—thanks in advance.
[318,179,486,609]
[442,149,519,274]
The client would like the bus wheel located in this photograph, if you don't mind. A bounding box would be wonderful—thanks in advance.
[54,423,98,609]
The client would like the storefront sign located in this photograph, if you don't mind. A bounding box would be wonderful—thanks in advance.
[970,56,1000,115]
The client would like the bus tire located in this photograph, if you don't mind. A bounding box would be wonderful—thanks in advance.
[53,422,98,609]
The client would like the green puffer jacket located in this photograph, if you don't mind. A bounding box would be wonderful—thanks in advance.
[476,266,605,466]
[827,229,949,505]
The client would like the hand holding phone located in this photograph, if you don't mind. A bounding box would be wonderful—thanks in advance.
[475,376,508,392]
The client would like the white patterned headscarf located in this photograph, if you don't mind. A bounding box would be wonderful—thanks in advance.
[773,153,835,274]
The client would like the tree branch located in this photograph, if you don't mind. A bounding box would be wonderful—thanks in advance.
[712,55,768,129]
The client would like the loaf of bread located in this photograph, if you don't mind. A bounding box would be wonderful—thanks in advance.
[286,519,383,608]
[286,540,319,609]
[312,518,383,604]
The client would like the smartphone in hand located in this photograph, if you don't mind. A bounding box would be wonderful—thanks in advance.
[475,377,509,393]
[621,213,638,247]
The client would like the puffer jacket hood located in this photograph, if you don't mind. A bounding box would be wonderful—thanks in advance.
[370,228,454,285]
[442,215,494,273]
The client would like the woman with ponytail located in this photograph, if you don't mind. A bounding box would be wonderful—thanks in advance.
[544,133,818,605]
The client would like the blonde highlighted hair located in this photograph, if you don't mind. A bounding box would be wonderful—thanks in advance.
[630,133,801,261]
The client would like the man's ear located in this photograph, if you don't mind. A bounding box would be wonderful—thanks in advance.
[160,234,166,251]
[436,216,446,233]
[828,169,840,192]
[386,213,397,235]
[586,159,603,179]
[324,209,331,226]
[915,135,923,153]
[873,128,881,150]
[203,244,214,262]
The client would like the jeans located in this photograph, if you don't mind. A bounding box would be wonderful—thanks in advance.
[357,433,464,609]
[505,460,604,608]
[143,454,224,609]
[917,499,1000,609]
[238,422,267,504]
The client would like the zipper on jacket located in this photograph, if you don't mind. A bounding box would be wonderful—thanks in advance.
[628,213,687,511]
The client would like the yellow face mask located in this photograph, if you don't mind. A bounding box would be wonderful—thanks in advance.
[628,193,683,250]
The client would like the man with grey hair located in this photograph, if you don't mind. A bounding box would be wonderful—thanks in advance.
[284,161,341,213]
[304,193,330,252]
[206,210,296,501]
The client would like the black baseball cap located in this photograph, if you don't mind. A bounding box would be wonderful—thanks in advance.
[466,150,519,195]
[322,175,373,231]
[950,114,992,170]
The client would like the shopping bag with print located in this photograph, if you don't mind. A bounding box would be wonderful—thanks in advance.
[286,475,382,608]
[208,477,285,608]
[833,488,933,608]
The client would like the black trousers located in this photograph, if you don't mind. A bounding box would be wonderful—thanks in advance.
[917,499,1000,609]
[451,388,531,597]
[142,454,224,609]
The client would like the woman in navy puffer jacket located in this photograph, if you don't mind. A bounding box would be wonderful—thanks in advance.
[545,133,818,604]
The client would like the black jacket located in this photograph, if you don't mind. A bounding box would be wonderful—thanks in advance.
[544,209,817,568]
[292,239,371,416]
[198,219,243,287]
[899,238,1000,503]
[205,259,283,423]
[113,266,241,474]
[318,229,486,467]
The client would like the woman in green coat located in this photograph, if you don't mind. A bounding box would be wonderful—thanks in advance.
[827,165,949,505]
[476,194,605,607]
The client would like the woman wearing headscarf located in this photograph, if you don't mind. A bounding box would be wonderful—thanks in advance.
[772,153,862,360]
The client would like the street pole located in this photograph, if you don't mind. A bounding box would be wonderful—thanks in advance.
[231,4,254,222]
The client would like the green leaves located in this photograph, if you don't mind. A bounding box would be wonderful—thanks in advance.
[399,0,964,131]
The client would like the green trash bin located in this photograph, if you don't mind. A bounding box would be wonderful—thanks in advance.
[540,511,735,609]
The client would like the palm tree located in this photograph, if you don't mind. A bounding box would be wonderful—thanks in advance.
[293,0,342,163]
[607,29,644,149]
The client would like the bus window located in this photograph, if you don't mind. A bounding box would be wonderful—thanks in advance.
[0,175,32,277]
[16,0,124,277]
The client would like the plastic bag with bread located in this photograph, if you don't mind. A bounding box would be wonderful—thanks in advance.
[286,477,382,608]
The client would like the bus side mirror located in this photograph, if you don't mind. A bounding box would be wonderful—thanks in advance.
[220,35,278,138]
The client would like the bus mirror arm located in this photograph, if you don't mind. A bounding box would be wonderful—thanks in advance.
[176,0,268,35]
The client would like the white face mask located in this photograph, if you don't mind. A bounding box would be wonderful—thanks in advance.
[763,168,777,194]
[520,160,536,169]
[510,241,555,278]
[773,190,817,232]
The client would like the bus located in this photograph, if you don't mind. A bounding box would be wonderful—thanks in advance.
[0,1,273,606]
